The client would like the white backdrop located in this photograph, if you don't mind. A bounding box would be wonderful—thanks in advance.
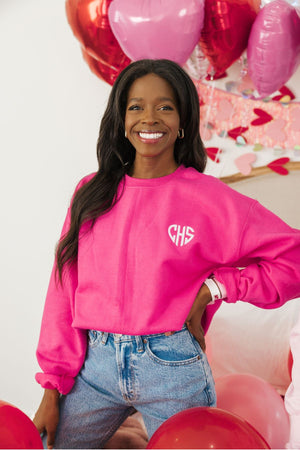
[0,0,299,419]
[0,0,111,417]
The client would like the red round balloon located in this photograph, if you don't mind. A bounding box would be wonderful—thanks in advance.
[199,0,257,77]
[146,407,270,449]
[0,400,43,449]
[215,373,290,449]
[65,0,131,82]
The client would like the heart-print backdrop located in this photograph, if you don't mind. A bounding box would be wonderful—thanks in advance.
[194,79,300,150]
[195,76,300,177]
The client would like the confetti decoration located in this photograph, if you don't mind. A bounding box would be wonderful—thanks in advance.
[272,86,295,102]
[235,153,257,175]
[227,126,249,140]
[206,147,222,163]
[267,157,290,175]
[251,108,273,126]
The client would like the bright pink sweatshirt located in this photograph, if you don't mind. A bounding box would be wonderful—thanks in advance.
[36,166,300,394]
[285,311,300,449]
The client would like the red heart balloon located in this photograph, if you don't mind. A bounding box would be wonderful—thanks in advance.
[65,0,131,82]
[199,0,257,77]
[82,48,120,85]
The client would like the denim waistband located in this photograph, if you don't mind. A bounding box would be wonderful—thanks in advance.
[99,324,187,347]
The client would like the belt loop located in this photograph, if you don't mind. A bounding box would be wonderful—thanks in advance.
[101,332,109,345]
[135,335,144,352]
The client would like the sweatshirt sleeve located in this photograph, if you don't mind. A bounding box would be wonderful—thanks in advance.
[285,312,300,449]
[213,200,300,308]
[35,176,94,394]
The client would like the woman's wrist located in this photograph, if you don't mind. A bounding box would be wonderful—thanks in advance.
[43,388,60,401]
[196,283,213,307]
[204,277,227,304]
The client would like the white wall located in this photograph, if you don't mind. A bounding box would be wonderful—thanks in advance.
[1,0,299,419]
[0,0,110,417]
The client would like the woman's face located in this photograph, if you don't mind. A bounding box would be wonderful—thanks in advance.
[124,73,180,167]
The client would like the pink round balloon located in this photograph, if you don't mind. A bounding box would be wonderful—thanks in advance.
[215,373,290,449]
[248,0,300,97]
[108,0,205,65]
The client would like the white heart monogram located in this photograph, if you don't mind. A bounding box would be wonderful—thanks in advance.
[168,225,195,247]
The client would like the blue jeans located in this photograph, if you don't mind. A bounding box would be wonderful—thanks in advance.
[50,325,216,448]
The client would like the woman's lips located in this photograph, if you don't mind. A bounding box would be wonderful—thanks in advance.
[137,131,164,141]
[139,132,164,139]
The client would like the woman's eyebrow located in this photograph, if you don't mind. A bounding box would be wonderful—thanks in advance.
[127,96,175,103]
[127,97,143,102]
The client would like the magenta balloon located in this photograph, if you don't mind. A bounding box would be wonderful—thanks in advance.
[215,373,290,449]
[0,400,43,449]
[248,0,300,97]
[108,0,205,65]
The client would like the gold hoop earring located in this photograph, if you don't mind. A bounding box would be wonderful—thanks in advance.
[177,128,184,139]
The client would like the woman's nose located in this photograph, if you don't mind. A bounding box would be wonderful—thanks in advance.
[141,107,159,124]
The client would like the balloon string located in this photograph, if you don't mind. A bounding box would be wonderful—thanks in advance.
[202,80,224,178]
[217,57,251,179]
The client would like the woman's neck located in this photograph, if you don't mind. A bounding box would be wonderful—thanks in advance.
[130,157,178,179]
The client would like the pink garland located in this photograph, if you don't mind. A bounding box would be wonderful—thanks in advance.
[194,80,300,150]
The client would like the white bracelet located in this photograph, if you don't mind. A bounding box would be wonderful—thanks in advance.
[204,277,224,304]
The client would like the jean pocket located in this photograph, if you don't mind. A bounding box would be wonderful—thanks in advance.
[87,330,102,348]
[145,329,202,366]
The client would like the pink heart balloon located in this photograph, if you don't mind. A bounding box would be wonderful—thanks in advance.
[248,0,300,97]
[108,0,205,65]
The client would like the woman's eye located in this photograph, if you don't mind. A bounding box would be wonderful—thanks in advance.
[128,105,141,111]
[159,105,174,111]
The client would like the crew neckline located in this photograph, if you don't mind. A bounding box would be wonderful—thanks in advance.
[124,165,184,187]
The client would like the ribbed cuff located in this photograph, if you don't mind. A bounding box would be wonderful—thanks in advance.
[35,373,75,395]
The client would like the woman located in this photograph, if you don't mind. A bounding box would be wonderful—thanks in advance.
[33,59,300,448]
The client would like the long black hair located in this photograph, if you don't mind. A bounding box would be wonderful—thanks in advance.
[56,59,207,282]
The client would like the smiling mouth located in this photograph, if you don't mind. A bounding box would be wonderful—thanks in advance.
[138,132,164,140]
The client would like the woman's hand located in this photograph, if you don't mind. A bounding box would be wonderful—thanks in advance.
[185,283,212,352]
[33,388,60,449]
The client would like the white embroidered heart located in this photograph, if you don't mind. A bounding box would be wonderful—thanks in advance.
[168,225,195,247]
[108,0,205,65]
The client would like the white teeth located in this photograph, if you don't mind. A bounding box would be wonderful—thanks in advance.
[139,132,163,139]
